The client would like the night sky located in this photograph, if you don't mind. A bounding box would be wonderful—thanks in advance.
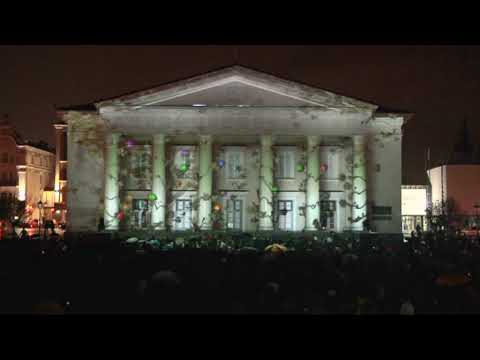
[2,45,480,185]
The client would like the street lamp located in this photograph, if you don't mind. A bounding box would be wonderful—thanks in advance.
[37,201,43,237]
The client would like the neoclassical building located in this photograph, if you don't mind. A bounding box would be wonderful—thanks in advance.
[58,66,410,234]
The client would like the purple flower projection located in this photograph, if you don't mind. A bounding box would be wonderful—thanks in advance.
[181,149,190,157]
[126,139,135,148]
[218,159,225,168]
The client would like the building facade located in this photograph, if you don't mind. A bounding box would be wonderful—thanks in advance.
[17,144,56,221]
[424,119,480,230]
[46,122,68,224]
[58,66,409,234]
[401,185,429,234]
[0,121,56,222]
[427,164,480,228]
[0,122,20,202]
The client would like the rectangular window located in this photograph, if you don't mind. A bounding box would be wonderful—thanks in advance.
[175,199,192,230]
[320,147,340,179]
[277,200,294,231]
[225,199,243,230]
[276,149,294,179]
[320,200,336,230]
[132,199,150,228]
[372,206,392,215]
[226,150,244,179]
[176,149,193,179]
[372,206,392,221]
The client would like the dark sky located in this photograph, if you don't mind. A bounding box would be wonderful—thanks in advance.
[2,45,480,185]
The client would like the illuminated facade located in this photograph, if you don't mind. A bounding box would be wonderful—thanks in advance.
[0,121,55,221]
[45,123,68,223]
[427,164,480,228]
[59,66,410,233]
[17,145,55,221]
[425,119,480,229]
[401,185,428,234]
[0,122,19,202]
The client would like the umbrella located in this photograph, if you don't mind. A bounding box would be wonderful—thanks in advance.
[435,273,472,287]
[264,244,288,254]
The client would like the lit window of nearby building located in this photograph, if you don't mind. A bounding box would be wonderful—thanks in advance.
[275,149,295,179]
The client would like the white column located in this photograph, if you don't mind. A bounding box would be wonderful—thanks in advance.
[305,135,320,231]
[151,134,166,230]
[53,124,66,204]
[17,169,26,201]
[104,133,121,230]
[351,135,368,231]
[198,135,213,230]
[54,126,62,203]
[259,135,274,231]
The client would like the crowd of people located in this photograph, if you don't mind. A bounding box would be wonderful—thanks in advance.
[0,226,480,314]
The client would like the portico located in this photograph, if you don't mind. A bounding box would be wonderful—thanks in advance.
[60,65,407,234]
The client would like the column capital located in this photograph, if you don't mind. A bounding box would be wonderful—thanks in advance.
[199,134,213,144]
[306,135,321,148]
[106,132,121,146]
[352,134,367,145]
[260,135,273,147]
[53,123,68,131]
[152,133,166,144]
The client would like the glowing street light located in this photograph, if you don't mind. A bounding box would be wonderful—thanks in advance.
[37,201,43,237]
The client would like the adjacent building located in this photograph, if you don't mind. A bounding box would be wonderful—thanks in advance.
[425,119,480,229]
[401,185,429,234]
[57,66,411,234]
[0,120,55,222]
[0,121,20,202]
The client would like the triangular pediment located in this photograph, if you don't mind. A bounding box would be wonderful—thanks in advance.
[96,65,378,112]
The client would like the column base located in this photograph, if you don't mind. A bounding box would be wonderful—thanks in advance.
[351,226,364,232]
[259,226,274,231]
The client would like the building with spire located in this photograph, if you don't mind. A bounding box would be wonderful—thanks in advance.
[427,119,480,229]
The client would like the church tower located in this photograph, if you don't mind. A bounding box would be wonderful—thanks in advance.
[450,118,474,164]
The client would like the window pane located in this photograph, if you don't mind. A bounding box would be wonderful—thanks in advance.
[234,200,241,211]
[286,151,294,178]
